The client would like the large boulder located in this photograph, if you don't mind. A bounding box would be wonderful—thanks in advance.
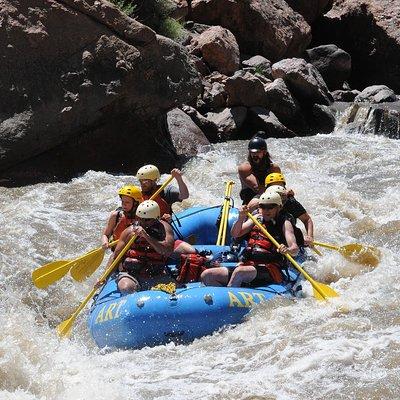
[355,85,397,103]
[166,108,210,156]
[305,44,351,90]
[224,71,266,107]
[271,58,333,105]
[191,0,311,62]
[0,0,201,186]
[247,107,296,138]
[188,25,240,75]
[263,78,307,132]
[205,107,247,140]
[312,0,400,92]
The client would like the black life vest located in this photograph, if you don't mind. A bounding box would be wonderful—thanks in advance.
[124,220,167,278]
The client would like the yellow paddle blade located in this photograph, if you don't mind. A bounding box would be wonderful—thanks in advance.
[32,260,72,289]
[311,281,339,300]
[56,318,73,338]
[340,244,381,267]
[69,248,106,282]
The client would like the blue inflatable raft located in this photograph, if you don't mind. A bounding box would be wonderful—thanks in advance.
[87,206,303,349]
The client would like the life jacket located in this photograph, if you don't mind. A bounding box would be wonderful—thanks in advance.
[176,253,208,284]
[113,208,136,240]
[142,186,172,216]
[124,220,167,278]
[241,214,287,283]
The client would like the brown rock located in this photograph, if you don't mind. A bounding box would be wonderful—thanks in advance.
[248,107,296,138]
[189,26,240,75]
[312,0,400,92]
[205,107,247,139]
[0,0,201,185]
[224,71,266,107]
[166,108,210,156]
[191,0,311,61]
[272,58,333,105]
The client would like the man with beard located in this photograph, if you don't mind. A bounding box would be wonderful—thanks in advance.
[238,134,281,204]
[136,164,189,221]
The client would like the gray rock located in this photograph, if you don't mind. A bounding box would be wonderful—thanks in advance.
[272,58,332,105]
[248,107,296,138]
[166,108,210,156]
[355,85,397,103]
[305,44,351,90]
[242,55,272,78]
[224,71,266,107]
[205,107,247,140]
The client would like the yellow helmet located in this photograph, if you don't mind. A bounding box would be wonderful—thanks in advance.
[136,165,160,181]
[118,185,143,202]
[259,191,282,206]
[265,172,286,186]
[136,200,160,219]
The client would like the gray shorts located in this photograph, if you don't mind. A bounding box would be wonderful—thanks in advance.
[116,272,175,291]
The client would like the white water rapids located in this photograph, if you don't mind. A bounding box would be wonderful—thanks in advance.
[1,126,400,400]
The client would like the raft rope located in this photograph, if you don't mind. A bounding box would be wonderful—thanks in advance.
[151,282,177,294]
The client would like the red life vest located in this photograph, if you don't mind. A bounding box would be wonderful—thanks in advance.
[244,217,284,283]
[142,187,171,216]
[113,211,136,240]
[124,221,167,278]
[176,254,207,284]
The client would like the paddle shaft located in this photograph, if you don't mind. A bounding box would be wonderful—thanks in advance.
[217,181,234,245]
[246,213,330,300]
[216,182,230,245]
[221,182,234,245]
[313,241,339,251]
[57,233,139,336]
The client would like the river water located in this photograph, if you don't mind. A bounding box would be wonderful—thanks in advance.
[1,125,399,399]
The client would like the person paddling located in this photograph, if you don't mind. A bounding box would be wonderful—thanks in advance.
[136,164,194,255]
[238,133,281,205]
[101,185,143,249]
[110,200,176,294]
[201,191,299,287]
[262,173,315,246]
[136,165,189,222]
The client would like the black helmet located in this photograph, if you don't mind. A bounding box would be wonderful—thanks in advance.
[248,136,267,152]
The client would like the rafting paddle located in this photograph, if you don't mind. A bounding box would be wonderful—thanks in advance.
[313,241,381,267]
[247,213,339,300]
[32,176,174,288]
[56,232,139,338]
[32,240,119,289]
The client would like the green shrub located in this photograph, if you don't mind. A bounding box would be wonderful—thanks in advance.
[159,17,184,40]
[109,0,136,16]
[254,65,267,76]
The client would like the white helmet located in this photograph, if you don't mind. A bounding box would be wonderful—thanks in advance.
[136,165,160,181]
[136,200,160,219]
[265,185,286,196]
[259,191,282,206]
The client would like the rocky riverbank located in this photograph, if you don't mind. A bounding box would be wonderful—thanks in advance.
[0,0,399,186]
